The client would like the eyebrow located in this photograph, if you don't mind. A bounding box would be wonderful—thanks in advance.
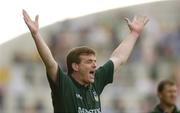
[87,59,96,62]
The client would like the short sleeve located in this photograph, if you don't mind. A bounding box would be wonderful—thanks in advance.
[94,60,114,95]
[46,65,69,96]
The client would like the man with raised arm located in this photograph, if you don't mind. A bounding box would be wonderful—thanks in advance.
[22,9,149,113]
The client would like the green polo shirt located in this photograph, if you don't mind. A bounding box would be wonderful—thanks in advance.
[149,105,180,113]
[47,60,114,113]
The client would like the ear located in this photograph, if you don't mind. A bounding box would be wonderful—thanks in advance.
[158,92,162,98]
[72,63,79,72]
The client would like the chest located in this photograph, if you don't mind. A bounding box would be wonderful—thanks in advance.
[72,86,101,112]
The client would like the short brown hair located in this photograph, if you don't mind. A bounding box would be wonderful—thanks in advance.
[157,80,176,93]
[66,46,95,74]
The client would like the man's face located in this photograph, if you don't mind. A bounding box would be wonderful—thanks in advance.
[159,84,177,106]
[77,54,97,84]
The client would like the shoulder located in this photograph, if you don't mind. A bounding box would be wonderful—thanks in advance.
[148,105,160,113]
[96,60,114,72]
[174,106,180,113]
[148,110,160,113]
[148,111,157,113]
[148,109,158,113]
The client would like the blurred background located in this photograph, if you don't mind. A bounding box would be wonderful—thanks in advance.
[0,0,180,113]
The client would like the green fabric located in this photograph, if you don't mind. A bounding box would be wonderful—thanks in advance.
[47,60,114,113]
[149,105,180,113]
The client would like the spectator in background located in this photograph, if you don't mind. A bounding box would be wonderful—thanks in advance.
[149,80,180,113]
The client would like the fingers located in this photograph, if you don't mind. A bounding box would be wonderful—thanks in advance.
[137,16,145,23]
[23,17,28,24]
[124,17,131,25]
[139,16,149,25]
[23,12,29,24]
[22,9,32,22]
[143,16,149,25]
[133,16,137,21]
[133,15,149,25]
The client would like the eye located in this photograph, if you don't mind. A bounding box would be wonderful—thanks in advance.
[87,60,92,63]
[86,59,96,64]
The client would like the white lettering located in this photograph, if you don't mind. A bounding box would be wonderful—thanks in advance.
[78,107,101,113]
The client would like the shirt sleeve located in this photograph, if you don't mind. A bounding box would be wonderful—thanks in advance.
[46,65,69,96]
[94,60,114,95]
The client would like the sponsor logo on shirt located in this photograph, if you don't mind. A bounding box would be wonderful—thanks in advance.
[78,107,101,113]
[76,93,83,100]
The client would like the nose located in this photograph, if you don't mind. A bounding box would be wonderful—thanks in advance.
[92,62,97,69]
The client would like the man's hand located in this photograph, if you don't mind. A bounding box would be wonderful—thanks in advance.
[125,16,149,36]
[22,9,39,35]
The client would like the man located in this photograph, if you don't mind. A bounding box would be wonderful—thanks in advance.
[149,80,180,113]
[22,9,148,113]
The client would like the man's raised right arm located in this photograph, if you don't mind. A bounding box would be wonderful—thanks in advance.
[22,9,58,82]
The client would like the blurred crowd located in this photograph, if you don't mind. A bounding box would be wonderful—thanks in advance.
[0,1,180,113]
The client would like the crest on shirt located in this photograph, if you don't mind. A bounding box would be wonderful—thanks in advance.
[93,91,99,102]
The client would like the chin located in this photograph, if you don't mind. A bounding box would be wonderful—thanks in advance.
[167,102,176,106]
[89,79,94,83]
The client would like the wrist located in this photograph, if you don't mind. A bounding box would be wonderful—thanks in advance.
[31,31,40,37]
[130,31,140,38]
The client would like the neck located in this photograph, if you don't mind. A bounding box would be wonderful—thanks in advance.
[160,102,175,113]
[71,72,89,87]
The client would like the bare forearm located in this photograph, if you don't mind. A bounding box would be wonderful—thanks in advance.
[32,32,57,68]
[110,32,139,69]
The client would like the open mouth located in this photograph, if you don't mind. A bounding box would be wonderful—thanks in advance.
[89,71,95,75]
[89,70,95,81]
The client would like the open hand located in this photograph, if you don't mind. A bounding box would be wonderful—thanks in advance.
[125,16,149,35]
[22,9,39,35]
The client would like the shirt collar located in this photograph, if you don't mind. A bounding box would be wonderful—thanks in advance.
[70,75,90,90]
[155,104,178,113]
